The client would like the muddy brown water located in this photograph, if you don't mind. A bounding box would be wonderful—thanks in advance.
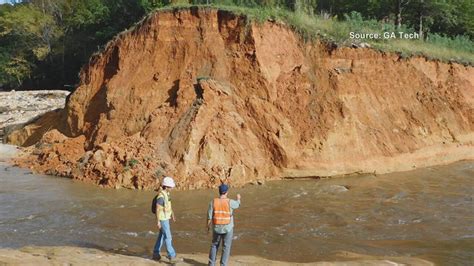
[0,161,473,264]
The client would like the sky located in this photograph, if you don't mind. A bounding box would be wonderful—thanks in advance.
[0,0,21,4]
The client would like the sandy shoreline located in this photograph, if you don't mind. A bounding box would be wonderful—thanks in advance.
[0,246,434,265]
[0,144,18,162]
[0,90,69,129]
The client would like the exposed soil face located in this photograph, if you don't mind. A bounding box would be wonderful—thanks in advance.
[8,8,474,189]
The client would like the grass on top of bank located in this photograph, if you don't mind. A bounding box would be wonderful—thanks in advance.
[153,4,474,66]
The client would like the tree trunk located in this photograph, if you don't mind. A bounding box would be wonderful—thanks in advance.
[419,14,423,39]
[419,0,424,39]
[396,0,402,29]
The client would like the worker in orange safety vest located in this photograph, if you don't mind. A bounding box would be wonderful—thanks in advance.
[207,184,241,266]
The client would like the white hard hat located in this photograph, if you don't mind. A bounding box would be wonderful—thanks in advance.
[162,176,176,188]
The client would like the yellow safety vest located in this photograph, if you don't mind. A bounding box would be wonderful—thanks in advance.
[156,190,173,221]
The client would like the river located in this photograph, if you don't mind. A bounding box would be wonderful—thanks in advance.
[0,160,473,264]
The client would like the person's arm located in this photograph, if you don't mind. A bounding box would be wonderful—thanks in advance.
[207,219,212,232]
[231,194,241,209]
[171,203,176,222]
[156,205,163,230]
[156,197,165,230]
[207,201,213,232]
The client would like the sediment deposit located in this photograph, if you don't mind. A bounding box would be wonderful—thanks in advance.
[0,90,69,144]
[0,246,433,265]
[7,8,474,189]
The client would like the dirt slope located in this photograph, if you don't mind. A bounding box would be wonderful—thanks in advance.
[7,8,474,189]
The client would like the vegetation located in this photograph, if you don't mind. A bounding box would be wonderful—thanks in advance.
[0,0,473,89]
[127,158,139,168]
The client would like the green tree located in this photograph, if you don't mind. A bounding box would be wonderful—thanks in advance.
[0,3,61,87]
[140,0,171,12]
[402,0,455,39]
[1,0,472,89]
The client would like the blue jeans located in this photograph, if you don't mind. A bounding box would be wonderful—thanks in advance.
[208,230,233,266]
[153,219,176,259]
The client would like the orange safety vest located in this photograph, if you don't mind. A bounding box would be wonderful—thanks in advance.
[212,198,231,225]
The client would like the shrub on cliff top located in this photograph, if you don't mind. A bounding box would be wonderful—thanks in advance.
[156,4,474,65]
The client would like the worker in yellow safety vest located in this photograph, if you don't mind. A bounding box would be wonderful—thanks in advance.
[207,184,241,266]
[152,176,182,263]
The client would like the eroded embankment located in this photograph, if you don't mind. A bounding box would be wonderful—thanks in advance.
[7,8,474,189]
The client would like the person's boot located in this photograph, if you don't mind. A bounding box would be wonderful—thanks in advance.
[168,256,183,263]
[152,254,161,261]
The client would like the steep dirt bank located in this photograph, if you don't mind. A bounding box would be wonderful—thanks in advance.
[0,246,433,265]
[7,7,474,189]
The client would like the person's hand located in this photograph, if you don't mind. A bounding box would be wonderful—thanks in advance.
[237,194,241,200]
[172,215,176,222]
[157,222,161,231]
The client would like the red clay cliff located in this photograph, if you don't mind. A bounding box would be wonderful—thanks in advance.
[7,8,474,189]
